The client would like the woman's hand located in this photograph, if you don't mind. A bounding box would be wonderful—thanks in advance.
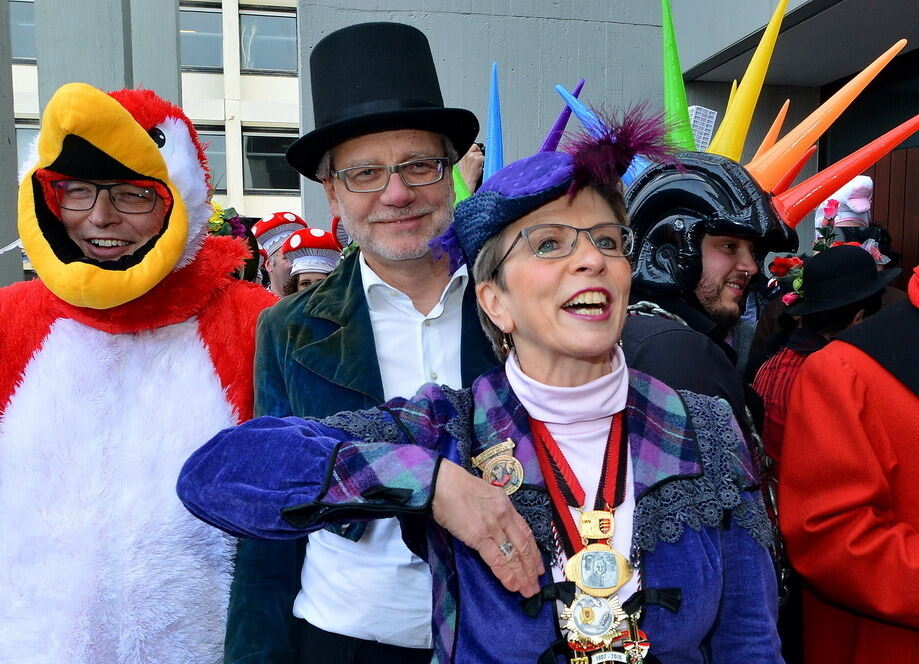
[432,459,545,597]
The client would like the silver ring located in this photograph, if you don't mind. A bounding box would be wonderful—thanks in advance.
[497,541,515,558]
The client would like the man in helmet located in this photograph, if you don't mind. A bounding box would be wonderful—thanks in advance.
[621,152,797,424]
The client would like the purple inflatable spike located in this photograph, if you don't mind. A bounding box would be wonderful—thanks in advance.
[539,79,585,152]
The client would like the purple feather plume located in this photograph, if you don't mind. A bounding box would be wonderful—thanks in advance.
[428,225,466,274]
[563,104,680,195]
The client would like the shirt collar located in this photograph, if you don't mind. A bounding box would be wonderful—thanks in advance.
[358,251,468,313]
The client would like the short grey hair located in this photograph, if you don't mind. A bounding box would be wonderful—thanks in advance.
[472,230,511,361]
[314,134,459,181]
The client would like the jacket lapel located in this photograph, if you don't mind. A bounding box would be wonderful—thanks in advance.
[460,283,498,387]
[291,251,385,403]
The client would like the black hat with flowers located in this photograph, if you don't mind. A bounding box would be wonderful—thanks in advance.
[786,245,900,316]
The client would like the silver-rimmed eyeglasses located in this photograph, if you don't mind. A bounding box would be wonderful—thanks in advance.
[51,179,158,214]
[492,223,635,277]
[331,157,449,193]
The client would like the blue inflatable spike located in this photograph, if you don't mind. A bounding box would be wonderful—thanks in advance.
[484,62,504,181]
[555,85,605,138]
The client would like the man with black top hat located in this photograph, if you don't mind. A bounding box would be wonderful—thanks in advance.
[225,22,496,664]
[778,263,919,664]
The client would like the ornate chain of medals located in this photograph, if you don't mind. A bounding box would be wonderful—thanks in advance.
[531,415,651,664]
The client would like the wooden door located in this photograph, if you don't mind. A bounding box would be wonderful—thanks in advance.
[864,145,919,289]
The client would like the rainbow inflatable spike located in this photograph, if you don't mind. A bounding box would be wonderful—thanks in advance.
[746,39,907,192]
[661,0,696,151]
[706,0,788,161]
[539,79,585,152]
[484,62,504,181]
[773,115,919,227]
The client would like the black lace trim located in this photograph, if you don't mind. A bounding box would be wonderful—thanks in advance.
[319,408,406,444]
[631,391,773,560]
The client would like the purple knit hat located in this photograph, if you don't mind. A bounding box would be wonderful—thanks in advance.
[440,107,676,270]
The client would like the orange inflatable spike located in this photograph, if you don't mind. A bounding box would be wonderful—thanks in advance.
[747,39,907,191]
[752,99,790,162]
[707,0,788,161]
[771,144,815,194]
[773,114,919,227]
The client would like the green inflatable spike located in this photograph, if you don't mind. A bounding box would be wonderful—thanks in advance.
[661,0,697,151]
[452,165,472,207]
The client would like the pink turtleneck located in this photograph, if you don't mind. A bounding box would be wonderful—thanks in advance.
[505,347,638,598]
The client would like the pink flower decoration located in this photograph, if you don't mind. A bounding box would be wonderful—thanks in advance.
[782,292,801,307]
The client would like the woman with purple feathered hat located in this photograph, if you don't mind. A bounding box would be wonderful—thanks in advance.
[178,109,782,664]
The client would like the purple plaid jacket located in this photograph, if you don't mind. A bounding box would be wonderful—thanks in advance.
[179,368,781,663]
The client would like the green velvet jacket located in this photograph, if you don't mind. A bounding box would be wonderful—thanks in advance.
[224,250,497,663]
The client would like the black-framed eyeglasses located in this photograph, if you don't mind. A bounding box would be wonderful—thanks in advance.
[51,179,159,214]
[331,157,449,193]
[491,223,635,277]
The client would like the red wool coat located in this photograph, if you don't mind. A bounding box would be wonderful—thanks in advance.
[779,331,919,663]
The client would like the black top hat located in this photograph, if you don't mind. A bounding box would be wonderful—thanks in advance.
[287,22,479,181]
[787,245,900,316]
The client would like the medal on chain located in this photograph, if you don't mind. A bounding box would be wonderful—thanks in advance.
[530,415,650,663]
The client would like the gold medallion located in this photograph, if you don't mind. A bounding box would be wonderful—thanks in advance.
[471,438,524,495]
[564,543,633,597]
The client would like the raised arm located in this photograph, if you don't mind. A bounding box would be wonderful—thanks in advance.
[179,396,543,596]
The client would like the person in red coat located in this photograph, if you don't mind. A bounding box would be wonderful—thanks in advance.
[779,264,919,663]
[754,245,898,470]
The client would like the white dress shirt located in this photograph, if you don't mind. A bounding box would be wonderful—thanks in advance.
[293,254,468,647]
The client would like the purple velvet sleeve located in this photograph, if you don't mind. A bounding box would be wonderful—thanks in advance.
[177,415,441,540]
[708,495,783,662]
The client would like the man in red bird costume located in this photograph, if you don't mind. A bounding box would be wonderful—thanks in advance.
[0,83,276,662]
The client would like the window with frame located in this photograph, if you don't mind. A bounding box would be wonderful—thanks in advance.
[10,0,36,62]
[15,125,39,175]
[239,10,297,74]
[180,7,223,70]
[243,131,299,194]
[198,128,227,194]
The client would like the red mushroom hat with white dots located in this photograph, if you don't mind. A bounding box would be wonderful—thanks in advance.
[282,227,342,276]
[252,212,308,256]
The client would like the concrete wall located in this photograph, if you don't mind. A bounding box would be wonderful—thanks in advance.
[295,1,665,227]
[670,0,811,72]
[34,0,181,111]
[0,0,23,285]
